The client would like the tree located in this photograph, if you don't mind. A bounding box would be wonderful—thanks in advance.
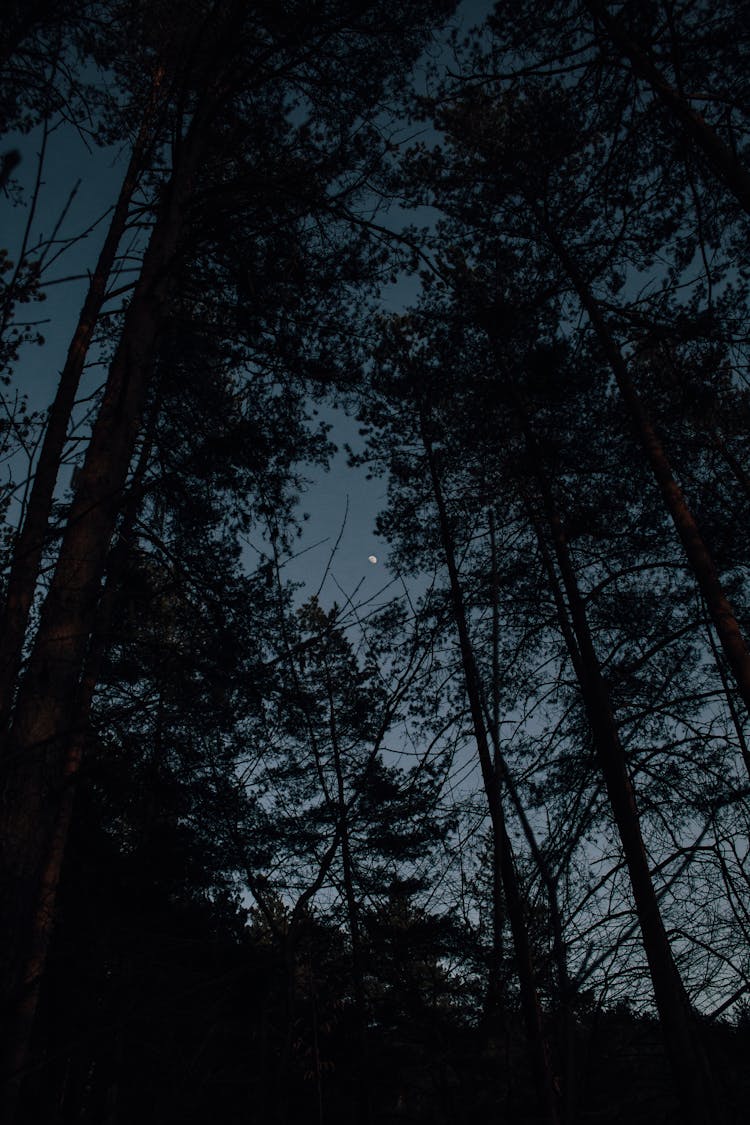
[358,272,734,1120]
[229,591,454,1122]
[0,1,459,1112]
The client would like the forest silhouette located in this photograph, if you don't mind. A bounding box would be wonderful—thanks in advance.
[1,2,749,1122]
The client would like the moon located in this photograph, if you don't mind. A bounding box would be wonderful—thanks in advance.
[368,555,377,565]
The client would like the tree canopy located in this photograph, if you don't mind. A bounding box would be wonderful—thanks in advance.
[1,3,749,1124]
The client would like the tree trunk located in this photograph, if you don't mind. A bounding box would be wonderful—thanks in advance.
[326,674,372,1125]
[545,223,750,751]
[488,507,576,1119]
[0,416,156,1124]
[420,412,562,1125]
[583,0,750,216]
[0,63,167,735]
[0,89,213,1056]
[516,400,720,1125]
